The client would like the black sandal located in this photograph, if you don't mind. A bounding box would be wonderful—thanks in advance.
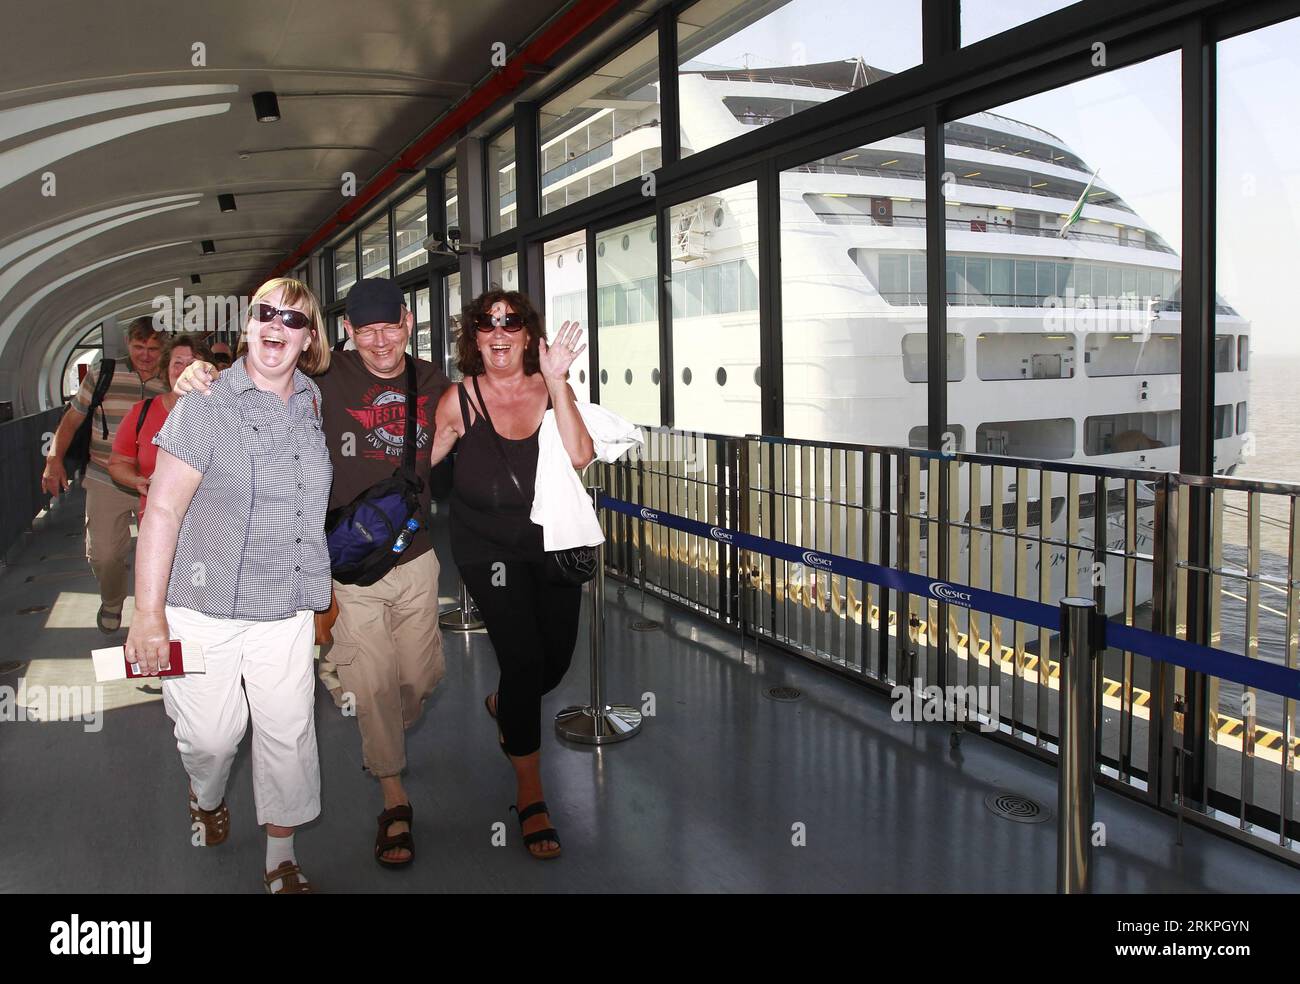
[484,693,509,760]
[375,803,414,867]
[510,801,562,860]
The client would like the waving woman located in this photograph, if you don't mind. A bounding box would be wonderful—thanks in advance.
[429,289,592,860]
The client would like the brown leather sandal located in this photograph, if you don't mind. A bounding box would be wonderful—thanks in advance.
[375,803,414,867]
[189,797,230,846]
[264,860,313,894]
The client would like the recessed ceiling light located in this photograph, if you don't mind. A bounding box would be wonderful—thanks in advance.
[218,194,236,212]
[191,274,201,285]
[252,91,280,123]
[201,240,215,254]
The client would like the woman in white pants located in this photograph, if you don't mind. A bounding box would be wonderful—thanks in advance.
[125,277,333,894]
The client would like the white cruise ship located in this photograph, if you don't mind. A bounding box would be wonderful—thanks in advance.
[526,58,1251,612]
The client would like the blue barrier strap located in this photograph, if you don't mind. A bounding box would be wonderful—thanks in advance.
[600,494,1300,700]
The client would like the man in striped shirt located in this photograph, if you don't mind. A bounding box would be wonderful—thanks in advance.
[41,317,167,632]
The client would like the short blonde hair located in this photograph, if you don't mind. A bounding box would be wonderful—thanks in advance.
[244,277,330,376]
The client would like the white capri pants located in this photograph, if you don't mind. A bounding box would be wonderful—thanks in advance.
[161,606,320,828]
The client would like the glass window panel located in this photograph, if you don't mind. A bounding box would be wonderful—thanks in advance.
[414,286,431,360]
[489,130,516,236]
[962,2,1081,47]
[672,182,759,434]
[487,253,518,292]
[543,230,589,393]
[540,32,660,217]
[394,191,428,275]
[444,272,463,382]
[444,167,459,233]
[333,238,357,300]
[598,216,659,424]
[784,133,925,444]
[360,216,390,280]
[948,53,1180,467]
[678,1,922,158]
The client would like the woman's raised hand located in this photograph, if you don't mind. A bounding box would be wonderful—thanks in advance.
[538,321,587,381]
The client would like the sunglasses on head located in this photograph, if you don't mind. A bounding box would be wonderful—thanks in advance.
[475,312,525,332]
[252,302,312,331]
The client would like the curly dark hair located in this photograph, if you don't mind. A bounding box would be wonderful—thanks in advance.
[454,289,544,377]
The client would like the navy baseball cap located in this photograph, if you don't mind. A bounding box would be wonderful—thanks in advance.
[345,278,404,327]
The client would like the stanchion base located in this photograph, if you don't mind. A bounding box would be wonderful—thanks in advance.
[554,704,643,744]
[630,619,661,632]
[438,607,484,631]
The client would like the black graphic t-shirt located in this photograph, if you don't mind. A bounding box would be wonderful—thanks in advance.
[318,350,451,565]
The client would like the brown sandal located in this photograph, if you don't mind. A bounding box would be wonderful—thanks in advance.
[189,797,230,846]
[375,803,415,867]
[264,860,313,894]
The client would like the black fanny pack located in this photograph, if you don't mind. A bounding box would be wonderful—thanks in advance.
[325,357,425,586]
[471,375,597,587]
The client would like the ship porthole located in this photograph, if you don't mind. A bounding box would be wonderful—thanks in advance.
[651,368,661,385]
[753,366,761,386]
[624,369,633,384]
[597,242,606,257]
[713,208,724,227]
[716,367,727,386]
[557,254,564,269]
[579,369,586,384]
[600,369,608,385]
[682,367,692,385]
[621,234,630,251]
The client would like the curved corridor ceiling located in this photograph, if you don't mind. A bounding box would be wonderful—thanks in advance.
[0,0,576,411]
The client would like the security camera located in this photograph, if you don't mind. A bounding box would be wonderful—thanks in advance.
[421,226,478,256]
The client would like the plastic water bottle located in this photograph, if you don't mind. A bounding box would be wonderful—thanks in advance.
[391,517,420,554]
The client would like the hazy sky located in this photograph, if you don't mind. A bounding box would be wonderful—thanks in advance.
[697,0,1300,353]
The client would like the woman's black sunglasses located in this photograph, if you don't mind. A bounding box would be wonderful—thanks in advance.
[475,312,525,332]
[252,302,312,331]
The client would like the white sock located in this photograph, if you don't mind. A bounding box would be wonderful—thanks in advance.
[266,832,295,873]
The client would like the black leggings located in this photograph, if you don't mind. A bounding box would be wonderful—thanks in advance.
[458,560,583,756]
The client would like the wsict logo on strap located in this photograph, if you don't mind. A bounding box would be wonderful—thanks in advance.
[928,581,974,607]
[801,550,834,571]
[709,527,734,543]
[639,508,659,522]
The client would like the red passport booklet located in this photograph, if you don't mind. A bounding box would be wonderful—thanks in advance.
[91,640,205,681]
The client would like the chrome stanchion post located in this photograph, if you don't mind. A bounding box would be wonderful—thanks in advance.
[1057,596,1099,894]
[439,577,484,631]
[555,485,644,745]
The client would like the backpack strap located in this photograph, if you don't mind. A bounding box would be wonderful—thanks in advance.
[88,359,116,439]
[134,397,155,438]
[400,355,418,482]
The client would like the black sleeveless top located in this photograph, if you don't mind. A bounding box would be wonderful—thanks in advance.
[449,378,550,566]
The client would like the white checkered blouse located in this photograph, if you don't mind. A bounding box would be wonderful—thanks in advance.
[153,357,332,619]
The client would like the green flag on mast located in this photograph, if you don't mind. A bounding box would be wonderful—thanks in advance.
[1059,168,1100,238]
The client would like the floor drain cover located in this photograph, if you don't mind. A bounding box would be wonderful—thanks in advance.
[765,685,803,702]
[18,605,49,615]
[985,792,1050,824]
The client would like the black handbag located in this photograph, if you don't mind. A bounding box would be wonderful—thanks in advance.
[470,375,598,586]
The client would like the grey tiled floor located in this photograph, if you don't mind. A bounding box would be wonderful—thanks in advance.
[2,486,1298,893]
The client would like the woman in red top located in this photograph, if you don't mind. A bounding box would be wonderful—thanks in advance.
[109,333,209,513]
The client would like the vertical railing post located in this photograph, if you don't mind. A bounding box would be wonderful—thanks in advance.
[555,486,644,745]
[1057,596,1100,894]
[439,577,484,631]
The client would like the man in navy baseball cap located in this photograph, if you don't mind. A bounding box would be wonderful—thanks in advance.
[343,278,413,377]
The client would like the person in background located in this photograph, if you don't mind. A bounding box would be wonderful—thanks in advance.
[210,339,233,360]
[41,317,166,633]
[429,289,592,860]
[211,351,233,371]
[126,277,332,894]
[108,334,209,514]
[175,277,449,868]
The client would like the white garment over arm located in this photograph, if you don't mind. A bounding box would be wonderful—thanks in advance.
[532,402,642,551]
